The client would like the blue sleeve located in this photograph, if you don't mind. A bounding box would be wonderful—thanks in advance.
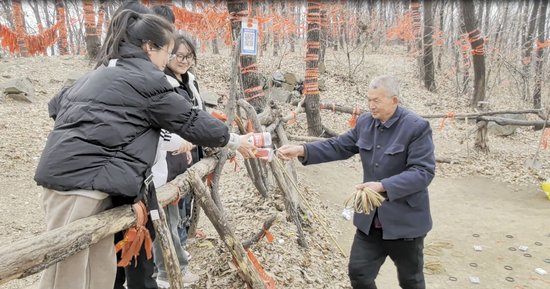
[381,120,435,201]
[301,122,360,165]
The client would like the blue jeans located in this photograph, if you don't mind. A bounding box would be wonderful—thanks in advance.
[152,203,188,281]
[177,195,192,247]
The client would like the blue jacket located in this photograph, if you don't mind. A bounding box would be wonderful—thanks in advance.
[301,106,435,239]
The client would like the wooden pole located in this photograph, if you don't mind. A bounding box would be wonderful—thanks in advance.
[188,171,267,289]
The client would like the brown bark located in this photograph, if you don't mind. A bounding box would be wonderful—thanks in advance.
[55,0,69,55]
[423,0,436,92]
[83,0,101,58]
[460,0,486,107]
[227,0,267,113]
[533,0,548,109]
[12,0,28,57]
[521,0,541,99]
[304,0,324,136]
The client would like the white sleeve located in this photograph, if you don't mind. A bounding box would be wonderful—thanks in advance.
[159,129,187,152]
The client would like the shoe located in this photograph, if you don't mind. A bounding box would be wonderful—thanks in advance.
[184,249,192,261]
[182,270,200,287]
[156,278,170,289]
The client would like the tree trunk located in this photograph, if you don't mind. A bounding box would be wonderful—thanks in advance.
[422,0,436,92]
[533,0,548,109]
[304,0,324,137]
[84,0,100,59]
[42,0,55,55]
[97,0,106,40]
[410,0,423,80]
[28,0,47,55]
[211,38,219,54]
[227,0,267,113]
[56,0,69,55]
[522,0,541,100]
[460,0,486,107]
[12,0,28,57]
[318,6,327,71]
[0,1,16,30]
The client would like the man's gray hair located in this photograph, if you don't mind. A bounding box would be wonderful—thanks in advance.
[368,75,400,98]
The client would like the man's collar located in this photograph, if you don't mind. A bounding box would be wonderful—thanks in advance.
[375,106,402,128]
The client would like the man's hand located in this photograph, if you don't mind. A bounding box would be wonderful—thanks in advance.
[356,182,385,194]
[277,144,304,160]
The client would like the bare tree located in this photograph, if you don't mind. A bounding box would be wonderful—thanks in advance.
[304,0,324,136]
[422,0,436,91]
[55,0,69,55]
[460,0,486,107]
[83,0,100,58]
[226,0,267,113]
[533,0,548,108]
[522,0,541,100]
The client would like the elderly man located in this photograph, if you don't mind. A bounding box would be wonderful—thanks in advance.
[278,75,435,289]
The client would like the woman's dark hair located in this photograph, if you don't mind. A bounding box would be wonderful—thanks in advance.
[173,32,197,64]
[152,5,175,24]
[114,0,151,15]
[95,10,174,67]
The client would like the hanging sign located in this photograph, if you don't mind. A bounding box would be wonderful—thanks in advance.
[241,18,258,55]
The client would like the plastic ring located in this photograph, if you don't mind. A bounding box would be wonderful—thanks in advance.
[469,262,478,267]
[506,234,514,239]
[508,247,517,251]
[472,233,480,237]
[505,277,514,282]
[448,276,458,281]
[535,242,543,246]
[524,253,532,258]
[504,265,513,270]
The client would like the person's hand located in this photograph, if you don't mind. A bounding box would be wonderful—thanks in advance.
[237,133,255,159]
[172,140,193,155]
[276,144,304,160]
[356,182,385,194]
[186,151,193,165]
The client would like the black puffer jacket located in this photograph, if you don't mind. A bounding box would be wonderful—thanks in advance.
[34,43,229,198]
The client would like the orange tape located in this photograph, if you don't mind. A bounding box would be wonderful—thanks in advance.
[438,112,456,130]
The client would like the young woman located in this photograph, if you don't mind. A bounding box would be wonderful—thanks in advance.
[34,10,253,289]
[151,33,206,288]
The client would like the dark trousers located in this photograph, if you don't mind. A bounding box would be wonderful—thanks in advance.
[113,230,158,289]
[348,228,425,289]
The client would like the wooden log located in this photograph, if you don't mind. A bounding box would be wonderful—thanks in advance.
[422,109,545,119]
[242,216,277,250]
[238,99,270,197]
[147,195,183,289]
[287,134,325,142]
[0,156,220,285]
[269,158,307,247]
[0,205,135,284]
[476,116,550,127]
[188,171,267,289]
[291,99,544,119]
[475,120,489,153]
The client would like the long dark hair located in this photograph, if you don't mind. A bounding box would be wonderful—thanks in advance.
[95,9,174,67]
